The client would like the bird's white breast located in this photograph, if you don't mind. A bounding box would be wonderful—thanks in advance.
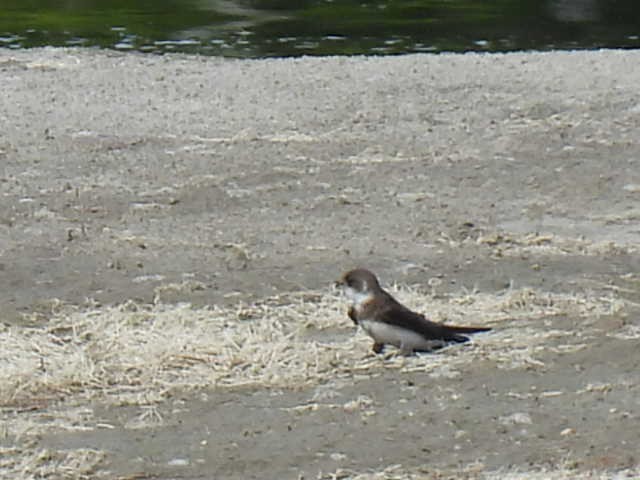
[360,319,431,350]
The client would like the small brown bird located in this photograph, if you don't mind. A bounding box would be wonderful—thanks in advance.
[336,268,491,355]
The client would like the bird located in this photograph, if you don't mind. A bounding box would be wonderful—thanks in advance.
[336,268,491,355]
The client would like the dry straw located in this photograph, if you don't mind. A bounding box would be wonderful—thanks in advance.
[0,447,104,480]
[1,286,626,412]
[0,285,631,478]
[321,463,640,480]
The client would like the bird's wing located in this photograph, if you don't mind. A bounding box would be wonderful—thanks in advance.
[377,300,452,340]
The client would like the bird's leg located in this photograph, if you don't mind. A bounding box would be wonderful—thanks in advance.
[399,342,415,356]
[347,306,358,325]
[372,342,385,354]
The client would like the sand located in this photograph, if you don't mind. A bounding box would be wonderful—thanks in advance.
[1,47,639,479]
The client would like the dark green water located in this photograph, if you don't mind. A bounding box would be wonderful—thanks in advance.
[1,1,639,57]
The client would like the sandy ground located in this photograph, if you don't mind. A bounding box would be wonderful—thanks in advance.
[1,47,640,479]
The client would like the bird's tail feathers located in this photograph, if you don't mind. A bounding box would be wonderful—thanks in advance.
[443,325,491,342]
[446,325,491,334]
[448,333,470,343]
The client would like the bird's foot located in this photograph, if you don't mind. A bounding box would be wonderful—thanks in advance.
[399,346,415,357]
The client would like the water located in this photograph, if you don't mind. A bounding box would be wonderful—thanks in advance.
[1,0,639,57]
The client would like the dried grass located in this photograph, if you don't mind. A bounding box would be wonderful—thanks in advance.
[321,463,640,480]
[1,286,625,414]
[0,286,633,478]
[0,446,105,480]
[476,232,638,257]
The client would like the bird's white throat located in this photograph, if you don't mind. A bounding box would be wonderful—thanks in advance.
[344,286,373,307]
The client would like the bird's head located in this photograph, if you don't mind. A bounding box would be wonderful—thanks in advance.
[335,268,381,305]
